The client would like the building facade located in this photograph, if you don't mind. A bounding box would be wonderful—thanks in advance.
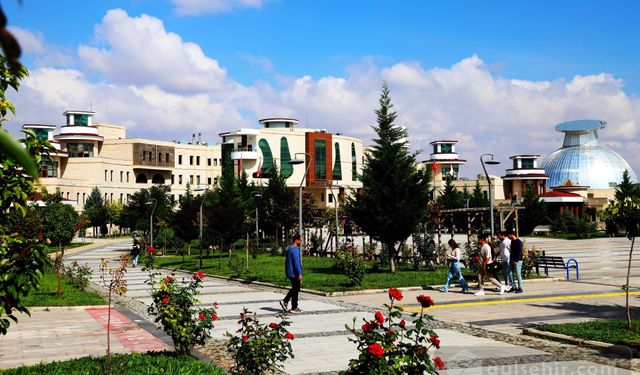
[25,110,222,210]
[219,118,364,207]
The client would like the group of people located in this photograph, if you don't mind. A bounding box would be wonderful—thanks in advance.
[440,230,524,295]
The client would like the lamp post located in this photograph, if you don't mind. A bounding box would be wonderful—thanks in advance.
[480,153,501,238]
[326,184,340,252]
[145,198,157,248]
[194,188,208,269]
[288,152,312,235]
[252,191,262,252]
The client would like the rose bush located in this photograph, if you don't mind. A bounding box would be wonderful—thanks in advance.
[343,289,444,374]
[145,254,216,355]
[335,243,367,287]
[226,308,294,375]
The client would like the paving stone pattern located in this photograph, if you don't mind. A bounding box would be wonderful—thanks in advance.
[61,241,637,375]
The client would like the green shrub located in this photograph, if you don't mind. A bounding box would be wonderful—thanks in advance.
[226,308,295,375]
[335,244,367,287]
[228,252,245,278]
[64,261,92,291]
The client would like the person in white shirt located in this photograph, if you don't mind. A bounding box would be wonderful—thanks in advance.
[498,231,513,292]
[439,239,469,293]
[475,234,506,296]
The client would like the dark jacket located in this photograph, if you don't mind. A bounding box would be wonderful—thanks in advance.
[510,238,523,262]
[284,244,303,278]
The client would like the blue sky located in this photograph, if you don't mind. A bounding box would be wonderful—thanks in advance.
[4,0,640,177]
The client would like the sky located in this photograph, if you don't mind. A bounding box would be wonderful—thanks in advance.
[3,0,640,178]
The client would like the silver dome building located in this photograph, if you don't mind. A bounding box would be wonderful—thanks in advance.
[540,119,637,189]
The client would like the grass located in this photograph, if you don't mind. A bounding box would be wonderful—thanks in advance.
[2,352,226,375]
[22,266,105,307]
[153,251,477,293]
[538,320,640,347]
[44,242,88,254]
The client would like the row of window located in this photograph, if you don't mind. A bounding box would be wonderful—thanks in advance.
[68,143,94,158]
[142,151,171,163]
[63,190,196,206]
[105,170,131,183]
[170,174,218,186]
[39,160,59,178]
[176,155,221,166]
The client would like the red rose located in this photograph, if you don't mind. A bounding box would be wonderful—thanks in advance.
[362,322,371,332]
[214,302,219,308]
[164,276,174,283]
[388,288,403,302]
[211,313,218,321]
[193,271,205,280]
[433,356,445,370]
[375,311,385,325]
[242,335,249,342]
[161,297,169,304]
[367,343,384,359]
[417,294,434,308]
[269,322,278,329]
[198,313,206,321]
[429,335,441,349]
[284,332,295,340]
[399,319,406,329]
[147,246,155,252]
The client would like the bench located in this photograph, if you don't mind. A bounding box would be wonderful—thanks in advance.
[535,254,579,280]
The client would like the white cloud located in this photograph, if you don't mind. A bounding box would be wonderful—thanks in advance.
[238,52,274,72]
[9,27,44,54]
[170,0,266,15]
[6,11,640,178]
[9,26,76,68]
[78,9,227,94]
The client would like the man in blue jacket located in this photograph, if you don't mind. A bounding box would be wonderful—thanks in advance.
[280,233,303,313]
[508,230,524,294]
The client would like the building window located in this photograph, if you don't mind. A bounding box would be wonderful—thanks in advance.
[73,114,89,126]
[39,160,58,177]
[67,142,94,157]
[136,174,148,183]
[104,193,108,202]
[105,170,108,181]
[120,171,123,182]
[171,175,175,184]
[159,153,163,162]
[152,174,165,184]
[82,193,86,204]
[315,140,327,180]
[142,151,146,161]
[190,156,194,165]
[33,128,48,141]
[179,175,183,184]
[521,159,534,169]
[333,142,342,181]
[110,170,113,181]
[197,175,201,185]
[110,193,113,202]
[214,159,218,166]
[127,171,130,182]
[196,156,200,166]
[351,143,357,180]
[178,155,183,165]
[207,158,212,166]
[208,177,212,185]
[76,192,80,204]
[320,192,325,202]
[440,144,453,153]
[166,153,170,163]
[214,177,219,184]
[329,193,334,203]
[119,193,123,203]
[190,175,194,184]
[280,137,293,178]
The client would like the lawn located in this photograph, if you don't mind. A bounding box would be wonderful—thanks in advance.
[44,242,88,254]
[538,320,640,348]
[153,251,476,293]
[22,266,105,307]
[2,352,225,375]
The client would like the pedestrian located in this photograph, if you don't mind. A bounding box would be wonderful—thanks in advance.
[475,234,506,296]
[131,239,140,268]
[280,233,303,313]
[508,230,524,293]
[439,239,469,293]
[498,231,513,292]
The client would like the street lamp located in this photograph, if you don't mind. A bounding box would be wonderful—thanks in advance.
[252,191,262,253]
[194,187,208,269]
[326,184,340,252]
[480,153,500,238]
[145,198,157,248]
[288,152,312,235]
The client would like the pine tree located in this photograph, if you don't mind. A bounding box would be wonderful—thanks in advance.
[615,169,640,202]
[437,177,464,209]
[84,187,107,237]
[345,83,431,272]
[470,180,489,207]
[520,185,548,235]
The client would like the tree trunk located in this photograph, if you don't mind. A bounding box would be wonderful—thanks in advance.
[627,236,635,329]
[387,242,396,273]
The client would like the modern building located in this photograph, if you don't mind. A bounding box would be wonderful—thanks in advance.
[502,154,548,201]
[539,119,638,193]
[219,118,364,207]
[25,110,222,210]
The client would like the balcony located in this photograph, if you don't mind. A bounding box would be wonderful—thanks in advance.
[230,147,258,160]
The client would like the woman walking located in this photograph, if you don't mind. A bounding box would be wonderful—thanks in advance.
[440,239,469,293]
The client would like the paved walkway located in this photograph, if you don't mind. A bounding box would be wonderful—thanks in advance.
[2,239,638,374]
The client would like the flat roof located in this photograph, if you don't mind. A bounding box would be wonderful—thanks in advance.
[555,119,606,132]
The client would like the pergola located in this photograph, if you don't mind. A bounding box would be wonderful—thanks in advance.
[437,206,523,245]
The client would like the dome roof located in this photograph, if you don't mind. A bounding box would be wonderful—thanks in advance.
[540,119,638,189]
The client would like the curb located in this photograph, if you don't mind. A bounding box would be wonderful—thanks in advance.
[522,327,638,358]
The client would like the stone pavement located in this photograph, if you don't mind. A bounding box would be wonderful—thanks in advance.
[2,239,638,374]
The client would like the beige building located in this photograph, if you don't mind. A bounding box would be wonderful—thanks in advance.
[219,118,364,207]
[26,110,222,210]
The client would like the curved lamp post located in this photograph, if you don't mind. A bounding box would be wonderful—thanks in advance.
[194,187,209,269]
[252,191,262,251]
[480,153,500,238]
[145,198,157,248]
[288,152,312,235]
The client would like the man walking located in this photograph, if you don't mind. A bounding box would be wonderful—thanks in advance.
[280,233,303,313]
[498,231,513,292]
[508,230,524,293]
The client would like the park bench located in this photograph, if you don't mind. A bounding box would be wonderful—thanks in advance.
[535,253,579,280]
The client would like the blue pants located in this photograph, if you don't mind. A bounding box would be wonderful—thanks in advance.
[501,261,513,287]
[513,260,523,290]
[443,261,468,292]
[132,255,139,267]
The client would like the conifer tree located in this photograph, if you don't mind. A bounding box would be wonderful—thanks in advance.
[84,187,108,237]
[615,169,640,202]
[470,180,489,207]
[345,83,431,272]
